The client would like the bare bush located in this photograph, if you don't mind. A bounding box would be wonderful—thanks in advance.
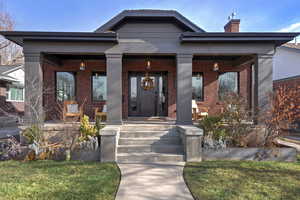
[262,84,300,147]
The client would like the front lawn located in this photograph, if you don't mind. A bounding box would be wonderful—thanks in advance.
[0,161,120,200]
[184,157,300,200]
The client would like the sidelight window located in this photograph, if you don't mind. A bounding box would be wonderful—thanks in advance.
[92,72,107,101]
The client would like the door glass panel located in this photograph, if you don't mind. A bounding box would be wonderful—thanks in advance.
[130,76,137,111]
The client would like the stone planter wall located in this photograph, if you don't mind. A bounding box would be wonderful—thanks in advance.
[70,137,100,162]
[20,123,101,162]
[202,148,297,162]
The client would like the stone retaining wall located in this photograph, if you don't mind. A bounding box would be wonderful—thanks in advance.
[202,148,297,162]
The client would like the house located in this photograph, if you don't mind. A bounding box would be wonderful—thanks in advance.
[0,9,298,162]
[1,9,298,125]
[273,43,300,89]
[0,64,24,116]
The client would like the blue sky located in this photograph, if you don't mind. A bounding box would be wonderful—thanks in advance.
[3,0,300,33]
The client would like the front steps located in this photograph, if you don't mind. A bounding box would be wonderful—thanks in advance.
[117,124,184,163]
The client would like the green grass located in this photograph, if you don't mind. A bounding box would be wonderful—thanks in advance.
[0,161,120,200]
[184,157,300,200]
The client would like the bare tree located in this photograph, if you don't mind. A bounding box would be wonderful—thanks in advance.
[0,1,23,65]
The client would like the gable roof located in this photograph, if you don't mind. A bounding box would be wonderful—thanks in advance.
[0,64,23,83]
[0,64,23,75]
[95,9,205,33]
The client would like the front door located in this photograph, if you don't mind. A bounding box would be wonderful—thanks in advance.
[128,72,168,117]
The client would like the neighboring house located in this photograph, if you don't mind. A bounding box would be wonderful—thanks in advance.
[0,9,298,124]
[273,75,300,90]
[0,64,24,116]
[273,44,300,89]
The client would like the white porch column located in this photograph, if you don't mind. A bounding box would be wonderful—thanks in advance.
[176,54,193,125]
[24,52,44,124]
[253,54,273,116]
[106,53,123,125]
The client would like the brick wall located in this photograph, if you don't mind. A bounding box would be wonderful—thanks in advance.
[0,80,24,116]
[193,59,252,114]
[43,59,106,121]
[273,75,300,90]
[43,57,252,120]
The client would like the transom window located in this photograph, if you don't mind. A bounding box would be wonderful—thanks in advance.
[56,72,76,101]
[92,72,107,101]
[192,73,203,101]
[218,72,239,100]
[6,85,24,102]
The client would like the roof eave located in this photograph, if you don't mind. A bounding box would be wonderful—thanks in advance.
[0,31,118,46]
[180,32,300,46]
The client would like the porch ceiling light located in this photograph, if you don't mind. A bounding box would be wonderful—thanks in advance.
[213,62,219,72]
[146,60,151,70]
[141,59,155,90]
[80,60,86,71]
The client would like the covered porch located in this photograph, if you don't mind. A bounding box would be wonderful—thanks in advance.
[28,52,266,125]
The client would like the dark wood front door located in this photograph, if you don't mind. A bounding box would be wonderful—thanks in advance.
[128,72,168,117]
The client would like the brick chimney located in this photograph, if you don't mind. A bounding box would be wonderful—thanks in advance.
[224,19,240,32]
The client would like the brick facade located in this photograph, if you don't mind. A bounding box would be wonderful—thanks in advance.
[0,80,24,116]
[273,75,300,90]
[193,59,252,114]
[43,57,252,121]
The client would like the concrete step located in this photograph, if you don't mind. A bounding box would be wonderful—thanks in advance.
[118,137,181,145]
[119,130,178,138]
[117,152,184,163]
[121,125,176,131]
[118,144,183,154]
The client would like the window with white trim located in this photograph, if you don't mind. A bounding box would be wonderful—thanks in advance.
[6,85,24,102]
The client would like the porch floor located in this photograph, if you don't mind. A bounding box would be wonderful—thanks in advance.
[43,117,201,126]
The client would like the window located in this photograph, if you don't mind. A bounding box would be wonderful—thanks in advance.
[218,72,238,100]
[56,72,76,101]
[6,86,24,101]
[92,72,107,101]
[130,76,137,111]
[192,73,203,101]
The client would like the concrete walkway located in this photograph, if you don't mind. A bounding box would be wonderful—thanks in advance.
[116,162,194,200]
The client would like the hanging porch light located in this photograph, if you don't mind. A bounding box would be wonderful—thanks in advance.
[80,59,86,71]
[213,62,219,72]
[141,58,155,90]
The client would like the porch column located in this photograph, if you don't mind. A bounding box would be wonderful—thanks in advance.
[106,53,123,124]
[24,53,44,124]
[253,54,273,117]
[176,54,193,125]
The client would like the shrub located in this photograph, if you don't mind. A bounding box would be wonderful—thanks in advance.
[199,116,225,141]
[199,93,253,147]
[95,116,104,134]
[219,93,253,147]
[22,125,43,144]
[79,115,97,141]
